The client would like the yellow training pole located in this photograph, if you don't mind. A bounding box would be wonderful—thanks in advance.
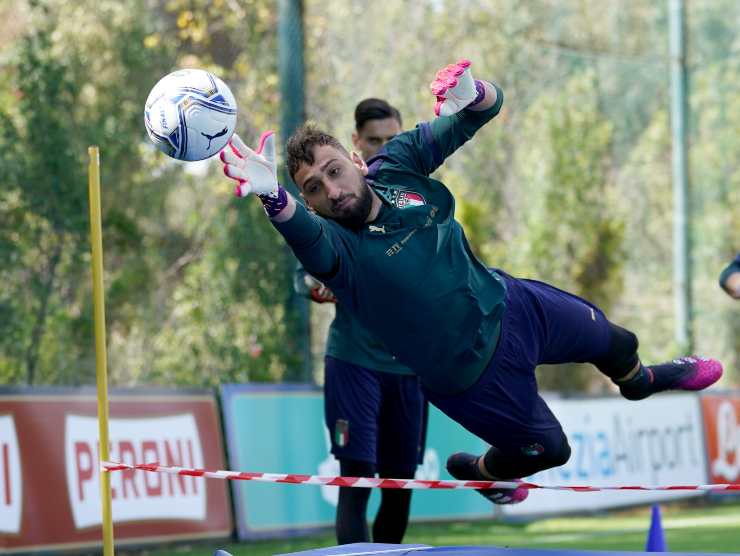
[87,146,115,556]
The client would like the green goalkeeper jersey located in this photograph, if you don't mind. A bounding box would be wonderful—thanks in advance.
[276,85,505,394]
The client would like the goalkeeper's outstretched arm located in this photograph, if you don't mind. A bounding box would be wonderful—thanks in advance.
[220,131,340,280]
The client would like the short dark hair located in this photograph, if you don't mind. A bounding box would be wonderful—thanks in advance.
[286,124,349,181]
[354,98,402,132]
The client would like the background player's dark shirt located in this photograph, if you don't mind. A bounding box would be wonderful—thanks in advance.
[294,262,414,375]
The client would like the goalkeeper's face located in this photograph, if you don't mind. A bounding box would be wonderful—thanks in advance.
[295,144,373,229]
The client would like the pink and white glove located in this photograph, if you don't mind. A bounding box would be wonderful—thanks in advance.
[430,59,485,117]
[220,130,288,216]
[221,131,279,197]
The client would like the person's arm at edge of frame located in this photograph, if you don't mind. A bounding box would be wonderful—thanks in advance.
[719,253,740,300]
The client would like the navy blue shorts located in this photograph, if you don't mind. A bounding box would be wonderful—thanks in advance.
[324,356,427,468]
[425,271,612,453]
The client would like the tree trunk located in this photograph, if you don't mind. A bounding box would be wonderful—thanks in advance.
[25,243,63,385]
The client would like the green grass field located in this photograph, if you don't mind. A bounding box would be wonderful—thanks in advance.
[129,499,740,556]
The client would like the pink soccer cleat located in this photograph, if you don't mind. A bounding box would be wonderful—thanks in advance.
[663,356,723,391]
[620,356,723,400]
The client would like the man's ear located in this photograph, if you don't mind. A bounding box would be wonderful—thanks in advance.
[351,151,369,176]
[351,132,360,150]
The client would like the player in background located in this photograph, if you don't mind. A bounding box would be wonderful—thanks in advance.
[294,99,428,543]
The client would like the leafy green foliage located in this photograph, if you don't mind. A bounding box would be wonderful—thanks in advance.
[0,0,737,389]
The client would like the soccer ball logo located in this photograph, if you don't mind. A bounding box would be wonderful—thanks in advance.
[144,69,238,161]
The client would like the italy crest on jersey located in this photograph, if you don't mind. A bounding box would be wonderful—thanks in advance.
[387,189,426,209]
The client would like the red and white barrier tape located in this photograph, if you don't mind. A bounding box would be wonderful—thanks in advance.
[102,461,740,492]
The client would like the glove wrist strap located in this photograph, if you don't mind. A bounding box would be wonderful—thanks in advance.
[468,80,486,108]
[258,185,288,217]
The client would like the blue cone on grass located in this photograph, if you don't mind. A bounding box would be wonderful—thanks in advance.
[645,503,667,552]
[213,550,233,556]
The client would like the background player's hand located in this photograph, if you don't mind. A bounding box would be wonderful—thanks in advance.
[431,59,479,117]
[220,131,278,198]
[304,275,337,304]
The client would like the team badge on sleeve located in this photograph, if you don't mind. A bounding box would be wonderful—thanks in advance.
[335,419,350,447]
[371,184,426,209]
[521,443,545,457]
[393,190,426,208]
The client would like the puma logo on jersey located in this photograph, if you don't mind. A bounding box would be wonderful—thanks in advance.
[368,224,386,233]
[201,127,229,149]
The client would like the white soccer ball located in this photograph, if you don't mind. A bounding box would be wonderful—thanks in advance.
[144,68,238,161]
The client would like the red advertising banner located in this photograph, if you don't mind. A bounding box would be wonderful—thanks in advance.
[0,388,231,553]
[701,393,740,485]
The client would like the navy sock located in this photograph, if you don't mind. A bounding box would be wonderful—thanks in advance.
[336,459,374,543]
[373,464,415,543]
[617,360,696,400]
[615,363,653,400]
[447,452,487,480]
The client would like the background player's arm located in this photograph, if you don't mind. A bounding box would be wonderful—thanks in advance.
[719,254,740,299]
[294,262,337,303]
